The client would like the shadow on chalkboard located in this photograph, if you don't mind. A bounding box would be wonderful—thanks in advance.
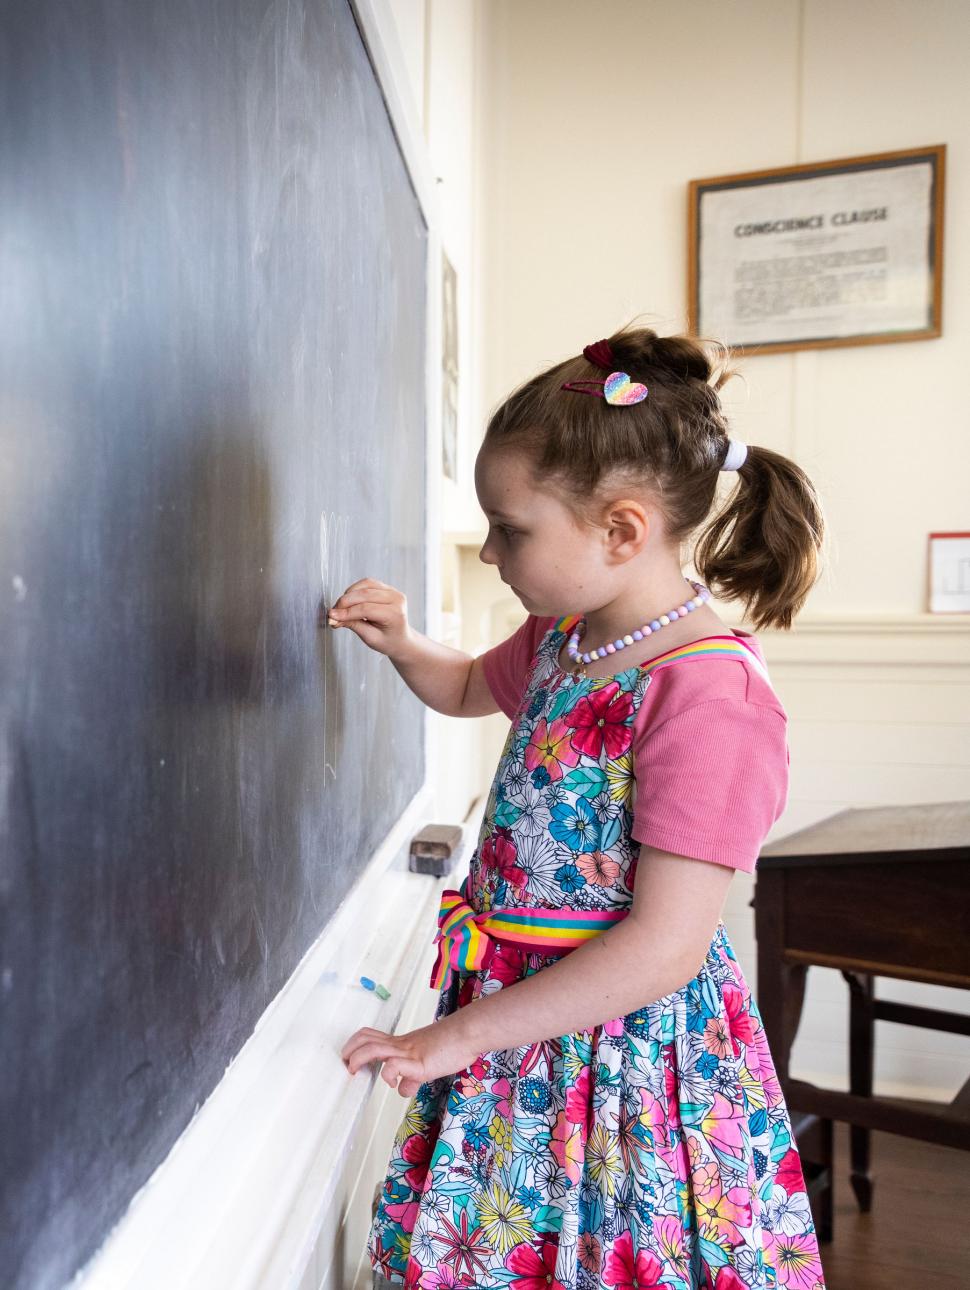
[150,432,325,707]
[132,422,351,971]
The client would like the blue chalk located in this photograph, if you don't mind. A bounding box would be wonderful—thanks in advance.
[360,976,376,991]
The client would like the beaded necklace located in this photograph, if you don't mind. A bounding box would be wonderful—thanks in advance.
[565,578,712,679]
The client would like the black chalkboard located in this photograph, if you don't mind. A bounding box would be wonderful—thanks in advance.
[0,2,427,1285]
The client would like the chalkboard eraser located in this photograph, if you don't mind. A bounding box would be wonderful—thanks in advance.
[408,823,463,876]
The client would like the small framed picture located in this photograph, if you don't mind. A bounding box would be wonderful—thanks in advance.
[928,532,970,613]
[688,144,945,355]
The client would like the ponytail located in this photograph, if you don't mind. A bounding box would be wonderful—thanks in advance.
[693,445,826,631]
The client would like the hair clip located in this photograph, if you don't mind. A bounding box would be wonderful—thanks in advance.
[561,371,649,405]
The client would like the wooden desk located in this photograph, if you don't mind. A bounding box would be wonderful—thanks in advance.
[753,800,970,1239]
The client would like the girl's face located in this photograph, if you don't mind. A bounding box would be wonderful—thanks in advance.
[474,445,621,618]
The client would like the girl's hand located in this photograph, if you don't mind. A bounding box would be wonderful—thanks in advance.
[326,577,412,658]
[340,1015,480,1098]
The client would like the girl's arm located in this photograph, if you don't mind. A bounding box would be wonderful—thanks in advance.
[450,846,736,1054]
[327,579,475,716]
[387,628,475,717]
[341,846,736,1094]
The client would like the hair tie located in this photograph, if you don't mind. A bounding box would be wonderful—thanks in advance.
[582,339,617,370]
[720,438,748,471]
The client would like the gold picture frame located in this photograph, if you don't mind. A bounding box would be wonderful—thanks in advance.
[688,144,945,356]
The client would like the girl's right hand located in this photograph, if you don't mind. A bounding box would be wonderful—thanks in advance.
[326,578,412,658]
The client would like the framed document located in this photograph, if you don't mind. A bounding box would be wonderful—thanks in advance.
[688,144,945,355]
[928,531,970,614]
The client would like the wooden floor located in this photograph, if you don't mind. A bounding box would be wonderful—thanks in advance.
[817,1113,970,1288]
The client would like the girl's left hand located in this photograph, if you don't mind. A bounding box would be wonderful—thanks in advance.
[340,1016,480,1098]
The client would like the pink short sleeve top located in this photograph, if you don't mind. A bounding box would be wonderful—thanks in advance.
[480,613,789,874]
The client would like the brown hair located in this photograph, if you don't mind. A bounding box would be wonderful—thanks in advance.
[481,319,825,631]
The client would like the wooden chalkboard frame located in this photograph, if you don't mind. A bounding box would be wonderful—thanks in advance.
[69,2,446,1286]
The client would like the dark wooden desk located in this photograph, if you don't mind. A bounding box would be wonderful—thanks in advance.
[753,800,970,1241]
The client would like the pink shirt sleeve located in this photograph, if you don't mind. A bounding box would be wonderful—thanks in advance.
[480,614,557,721]
[629,644,790,873]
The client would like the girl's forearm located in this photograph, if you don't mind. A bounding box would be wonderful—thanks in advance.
[388,628,473,716]
[449,916,707,1054]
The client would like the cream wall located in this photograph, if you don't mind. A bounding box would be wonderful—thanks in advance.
[476,0,969,615]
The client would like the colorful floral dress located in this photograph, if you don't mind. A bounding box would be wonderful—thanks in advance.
[366,617,826,1290]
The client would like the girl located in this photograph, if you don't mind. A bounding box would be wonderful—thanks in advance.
[338,323,827,1290]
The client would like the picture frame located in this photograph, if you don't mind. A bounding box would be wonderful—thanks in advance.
[927,531,970,614]
[688,144,945,355]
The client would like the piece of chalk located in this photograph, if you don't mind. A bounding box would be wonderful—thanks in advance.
[360,976,376,990]
[374,984,391,1000]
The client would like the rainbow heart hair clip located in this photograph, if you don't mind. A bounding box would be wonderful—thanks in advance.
[560,337,648,405]
[561,371,648,405]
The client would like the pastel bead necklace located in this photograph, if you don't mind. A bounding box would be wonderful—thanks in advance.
[565,578,712,678]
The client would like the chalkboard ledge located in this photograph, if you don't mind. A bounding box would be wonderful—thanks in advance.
[71,788,483,1290]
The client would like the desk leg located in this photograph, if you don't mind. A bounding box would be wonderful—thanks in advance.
[758,958,836,1239]
[842,969,875,1212]
[754,879,834,1240]
[758,959,808,1082]
[753,880,809,1081]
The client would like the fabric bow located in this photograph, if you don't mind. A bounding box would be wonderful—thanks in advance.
[429,888,497,992]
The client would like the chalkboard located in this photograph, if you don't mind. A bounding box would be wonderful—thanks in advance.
[0,2,427,1286]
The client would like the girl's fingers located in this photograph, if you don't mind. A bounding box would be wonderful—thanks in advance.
[335,583,389,606]
[332,589,392,615]
[332,593,389,619]
[339,1027,386,1063]
[344,1036,403,1075]
[341,1029,393,1065]
[332,601,387,626]
[349,1045,391,1075]
[379,1056,424,1091]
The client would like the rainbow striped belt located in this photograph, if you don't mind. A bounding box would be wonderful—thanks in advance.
[430,875,629,991]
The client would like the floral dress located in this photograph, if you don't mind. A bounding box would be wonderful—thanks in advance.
[366,618,827,1290]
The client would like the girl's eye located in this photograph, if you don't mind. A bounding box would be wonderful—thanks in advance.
[497,526,519,539]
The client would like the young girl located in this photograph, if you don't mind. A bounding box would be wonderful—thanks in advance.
[338,324,827,1290]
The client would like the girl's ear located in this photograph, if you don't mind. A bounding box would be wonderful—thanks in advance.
[605,499,650,553]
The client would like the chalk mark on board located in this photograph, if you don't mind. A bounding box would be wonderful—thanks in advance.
[251,901,268,963]
[319,508,351,784]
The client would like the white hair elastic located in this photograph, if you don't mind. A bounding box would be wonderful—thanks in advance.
[720,438,748,471]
